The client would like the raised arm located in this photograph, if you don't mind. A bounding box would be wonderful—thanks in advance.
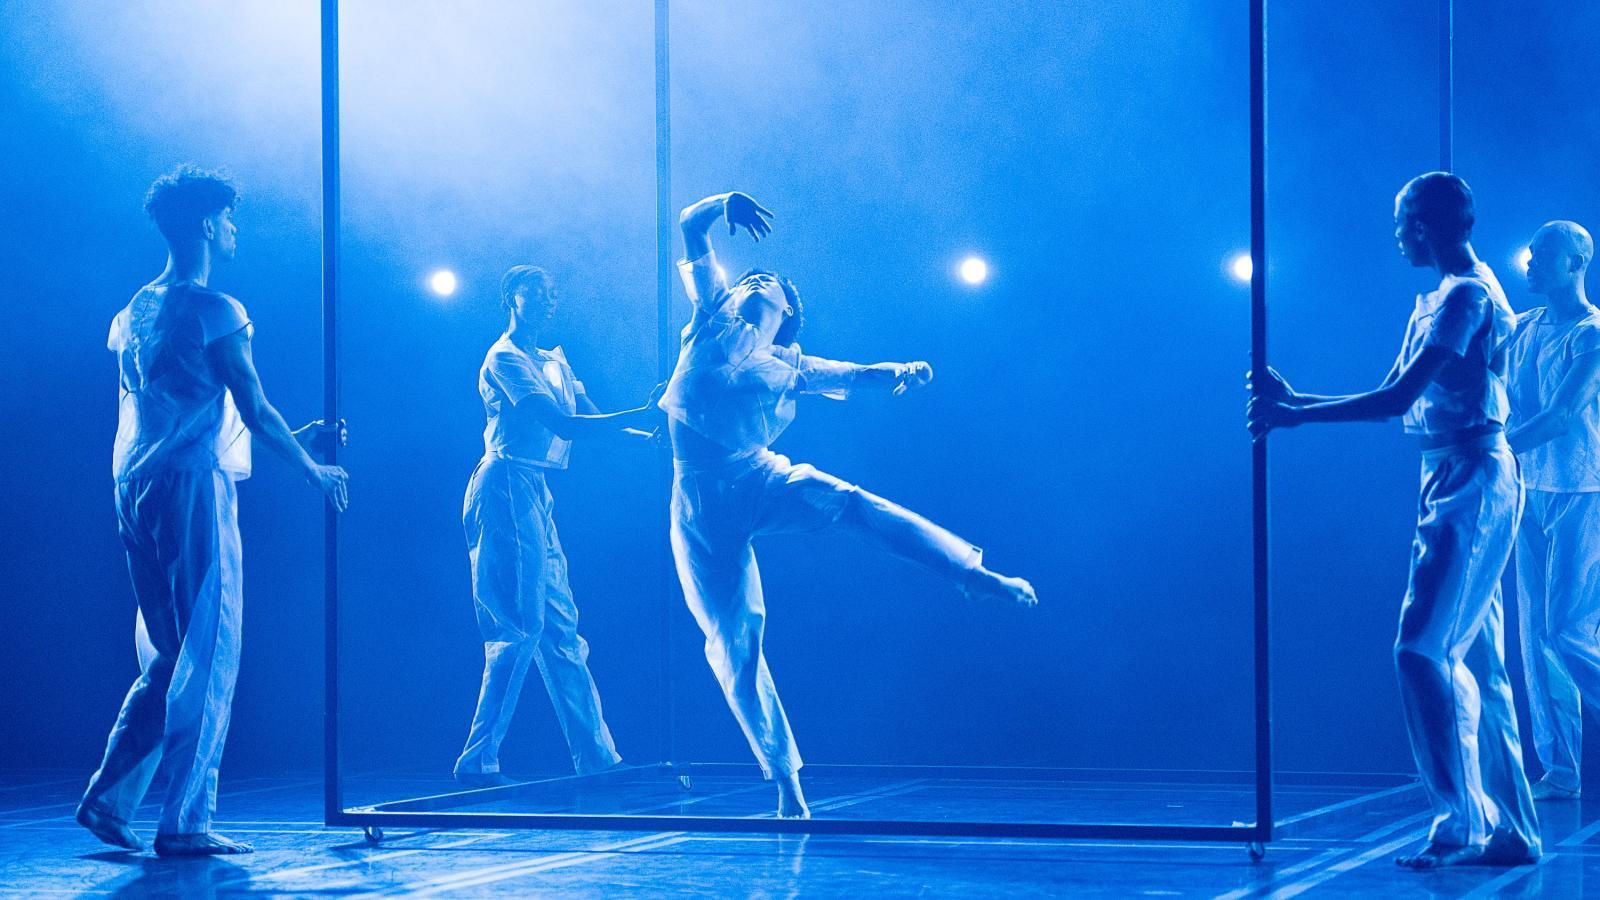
[1509,349,1600,454]
[679,191,773,260]
[207,331,349,510]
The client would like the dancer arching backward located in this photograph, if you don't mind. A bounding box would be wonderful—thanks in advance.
[661,191,1038,818]
[1507,221,1600,803]
[455,265,661,788]
[1248,172,1539,869]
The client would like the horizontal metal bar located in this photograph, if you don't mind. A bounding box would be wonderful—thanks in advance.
[329,808,1269,842]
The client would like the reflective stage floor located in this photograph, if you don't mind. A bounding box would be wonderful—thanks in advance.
[3,769,1596,896]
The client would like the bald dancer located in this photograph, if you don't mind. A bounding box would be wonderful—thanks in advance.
[1508,220,1600,802]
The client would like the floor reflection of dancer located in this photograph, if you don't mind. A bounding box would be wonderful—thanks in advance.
[1249,172,1539,869]
[454,265,661,788]
[1507,221,1600,803]
[80,166,349,856]
[661,191,1038,818]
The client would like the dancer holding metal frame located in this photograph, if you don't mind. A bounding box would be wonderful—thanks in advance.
[661,191,1038,818]
[82,165,349,856]
[1248,172,1539,869]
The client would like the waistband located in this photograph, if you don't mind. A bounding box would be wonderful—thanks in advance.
[483,451,559,472]
[672,447,769,475]
[1421,431,1509,460]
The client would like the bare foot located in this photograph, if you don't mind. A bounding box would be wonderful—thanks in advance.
[153,832,255,857]
[1395,843,1484,869]
[76,803,146,851]
[776,772,810,819]
[964,567,1038,608]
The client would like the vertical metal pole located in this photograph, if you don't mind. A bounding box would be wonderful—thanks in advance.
[1249,0,1274,841]
[653,0,677,766]
[1439,0,1453,170]
[320,0,343,822]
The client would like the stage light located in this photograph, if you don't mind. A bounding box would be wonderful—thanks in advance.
[429,269,458,297]
[958,256,989,285]
[1229,251,1253,283]
[1514,246,1532,276]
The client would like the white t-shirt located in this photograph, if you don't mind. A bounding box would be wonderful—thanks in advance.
[1396,263,1516,436]
[478,335,581,469]
[108,282,252,482]
[658,250,864,460]
[1507,307,1600,492]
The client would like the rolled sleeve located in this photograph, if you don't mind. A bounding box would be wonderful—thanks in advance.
[678,249,730,311]
[488,350,556,406]
[197,294,252,346]
[788,348,864,399]
[1423,284,1487,358]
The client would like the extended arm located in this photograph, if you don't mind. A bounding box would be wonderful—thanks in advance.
[1509,349,1600,454]
[208,331,349,510]
[792,354,934,399]
[1250,355,1404,407]
[1248,346,1454,440]
[516,390,661,441]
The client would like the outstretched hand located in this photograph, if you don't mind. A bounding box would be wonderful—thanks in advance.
[724,193,774,241]
[893,361,934,397]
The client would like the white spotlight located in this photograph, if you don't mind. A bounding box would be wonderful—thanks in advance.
[429,269,458,297]
[1229,251,1254,283]
[958,256,989,285]
[1514,246,1532,276]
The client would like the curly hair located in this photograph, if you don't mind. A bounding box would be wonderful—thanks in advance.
[144,164,239,243]
[737,268,805,346]
[1397,171,1474,243]
[499,264,550,311]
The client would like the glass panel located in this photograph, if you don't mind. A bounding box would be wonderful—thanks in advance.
[338,0,1260,830]
[335,0,662,809]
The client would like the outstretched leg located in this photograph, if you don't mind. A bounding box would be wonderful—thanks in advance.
[753,457,1036,607]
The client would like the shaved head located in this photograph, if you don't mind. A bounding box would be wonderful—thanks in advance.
[1535,220,1594,262]
[1527,219,1593,297]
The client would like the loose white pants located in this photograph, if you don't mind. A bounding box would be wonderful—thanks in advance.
[670,450,981,777]
[1515,488,1600,793]
[457,457,620,776]
[82,468,243,837]
[1395,438,1539,852]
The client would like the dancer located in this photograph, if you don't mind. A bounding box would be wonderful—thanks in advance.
[662,191,1038,818]
[80,165,349,856]
[1248,172,1539,868]
[455,265,660,787]
[1507,220,1600,802]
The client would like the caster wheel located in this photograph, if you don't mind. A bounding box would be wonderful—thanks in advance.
[678,775,693,791]
[1247,841,1266,862]
[364,826,385,845]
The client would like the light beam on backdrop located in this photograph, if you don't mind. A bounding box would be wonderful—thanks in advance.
[958,255,989,286]
[428,269,458,297]
[1229,251,1253,283]
[1513,246,1531,277]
